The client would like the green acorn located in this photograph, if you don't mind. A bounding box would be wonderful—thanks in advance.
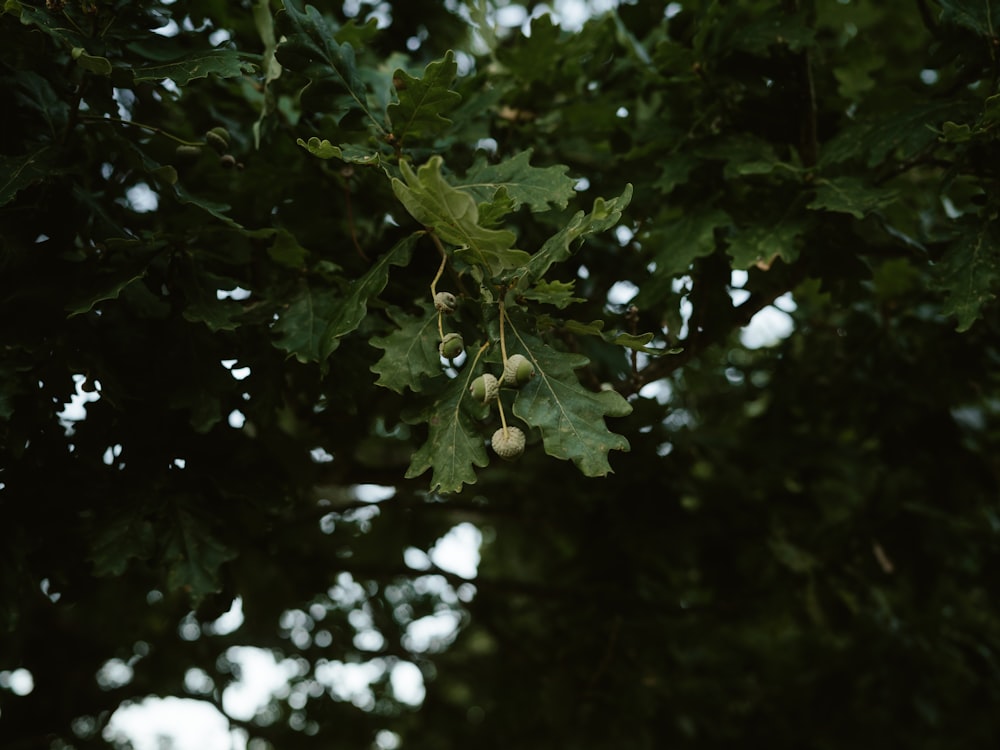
[205,126,231,154]
[491,426,525,460]
[502,354,535,387]
[469,373,499,404]
[439,332,464,359]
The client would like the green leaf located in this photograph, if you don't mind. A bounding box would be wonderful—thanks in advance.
[392,156,528,276]
[520,184,633,284]
[610,332,673,355]
[387,50,462,144]
[700,135,792,179]
[936,219,1000,331]
[162,505,237,605]
[405,369,490,493]
[458,149,578,212]
[272,283,341,362]
[13,3,86,47]
[653,153,700,194]
[0,146,55,206]
[941,121,973,143]
[276,0,383,130]
[727,221,803,270]
[252,0,283,149]
[296,137,384,165]
[477,186,517,227]
[319,233,418,358]
[370,304,444,393]
[71,47,112,76]
[808,177,897,219]
[11,70,69,137]
[644,207,729,279]
[509,329,631,477]
[820,102,958,168]
[266,228,310,268]
[982,93,1000,127]
[173,183,244,229]
[182,298,244,332]
[562,319,606,337]
[133,49,257,84]
[521,279,584,309]
[66,270,146,318]
[89,513,155,577]
[938,0,1000,37]
[273,234,416,362]
[555,320,670,355]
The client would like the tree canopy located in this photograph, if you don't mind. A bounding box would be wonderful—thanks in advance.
[3,0,1000,747]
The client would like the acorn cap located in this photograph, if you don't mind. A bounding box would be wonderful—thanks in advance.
[491,426,526,459]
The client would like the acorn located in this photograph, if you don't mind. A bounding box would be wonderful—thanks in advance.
[502,354,535,387]
[434,291,457,314]
[491,426,525,460]
[205,126,231,154]
[439,332,464,359]
[174,144,203,161]
[469,373,499,404]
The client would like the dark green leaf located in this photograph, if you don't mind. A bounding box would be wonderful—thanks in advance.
[276,0,383,129]
[162,505,237,605]
[89,514,155,577]
[644,207,729,279]
[0,147,56,206]
[71,47,112,76]
[938,0,1000,37]
[936,219,1000,331]
[820,102,959,168]
[727,221,803,270]
[272,282,341,363]
[808,177,897,219]
[520,185,633,284]
[404,368,490,494]
[133,49,257,84]
[509,329,632,477]
[370,303,444,393]
[319,233,418,358]
[387,51,462,144]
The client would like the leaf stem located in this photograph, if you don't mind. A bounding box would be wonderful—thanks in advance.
[497,391,509,436]
[498,298,509,364]
[429,233,448,340]
[429,233,448,296]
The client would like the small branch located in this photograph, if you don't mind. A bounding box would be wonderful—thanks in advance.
[429,234,448,296]
[498,297,509,364]
[915,0,940,36]
[620,266,808,397]
[798,52,819,169]
[77,114,204,146]
[429,233,449,339]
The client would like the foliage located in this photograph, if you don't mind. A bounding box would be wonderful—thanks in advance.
[2,0,1000,748]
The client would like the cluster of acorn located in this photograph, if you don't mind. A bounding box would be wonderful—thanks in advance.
[469,353,535,460]
[433,291,535,460]
[174,126,243,169]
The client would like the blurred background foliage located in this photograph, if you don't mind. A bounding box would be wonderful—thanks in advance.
[3,0,1000,748]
